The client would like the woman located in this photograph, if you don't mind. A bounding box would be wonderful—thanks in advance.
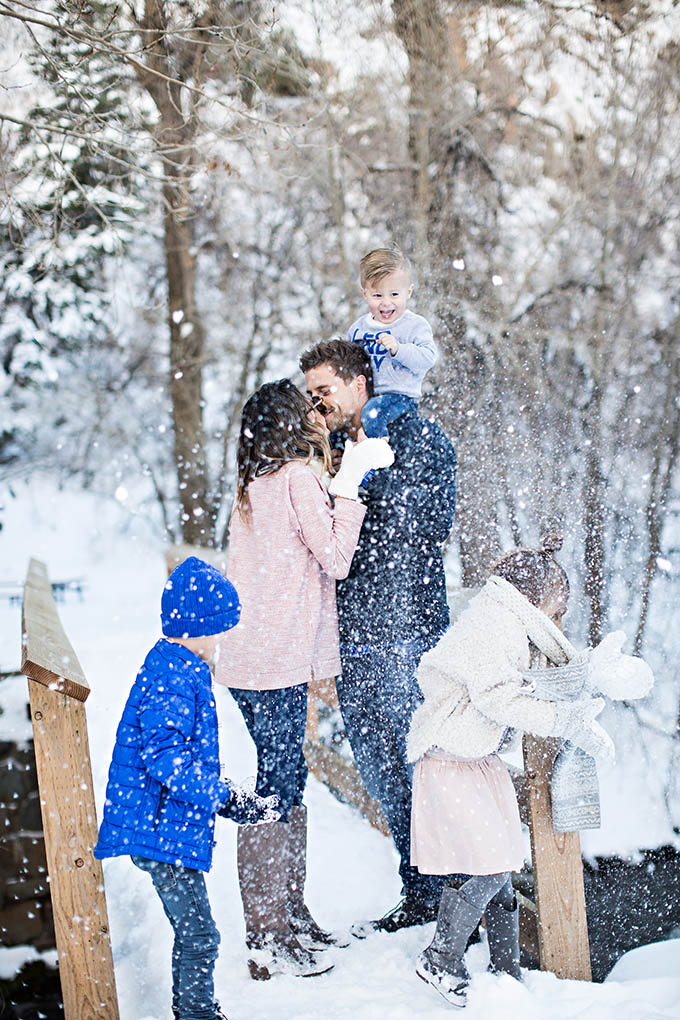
[215,378,392,981]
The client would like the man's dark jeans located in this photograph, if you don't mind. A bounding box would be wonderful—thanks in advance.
[336,648,444,904]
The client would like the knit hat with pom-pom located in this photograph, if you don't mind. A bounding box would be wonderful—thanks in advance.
[161,556,241,638]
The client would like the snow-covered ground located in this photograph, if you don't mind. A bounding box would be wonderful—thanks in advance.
[1,478,680,1019]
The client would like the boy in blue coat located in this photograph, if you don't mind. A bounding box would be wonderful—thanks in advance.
[95,556,278,1020]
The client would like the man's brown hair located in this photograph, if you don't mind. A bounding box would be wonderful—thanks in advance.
[299,338,374,396]
[359,247,411,289]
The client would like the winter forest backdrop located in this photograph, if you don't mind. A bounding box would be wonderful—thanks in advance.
[1,2,679,834]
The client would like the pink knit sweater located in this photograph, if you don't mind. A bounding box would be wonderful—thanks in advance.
[214,460,366,690]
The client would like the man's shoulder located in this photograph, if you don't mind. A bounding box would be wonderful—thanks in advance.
[392,412,455,452]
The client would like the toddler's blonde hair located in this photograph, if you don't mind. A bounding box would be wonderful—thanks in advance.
[359,247,411,288]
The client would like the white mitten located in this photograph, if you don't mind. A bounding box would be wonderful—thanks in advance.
[553,696,605,741]
[328,438,394,500]
[588,631,654,700]
[568,719,616,765]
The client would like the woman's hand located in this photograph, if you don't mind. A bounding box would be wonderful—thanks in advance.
[329,438,394,500]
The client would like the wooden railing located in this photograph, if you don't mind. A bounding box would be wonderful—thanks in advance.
[21,559,119,1019]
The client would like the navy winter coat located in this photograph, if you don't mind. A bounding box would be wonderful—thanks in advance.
[337,408,456,653]
[94,639,229,872]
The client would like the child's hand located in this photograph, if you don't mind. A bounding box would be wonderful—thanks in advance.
[377,332,398,355]
[588,631,654,700]
[219,785,281,826]
[570,719,616,765]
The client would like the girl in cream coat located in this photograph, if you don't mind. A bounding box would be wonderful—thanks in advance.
[407,538,611,1007]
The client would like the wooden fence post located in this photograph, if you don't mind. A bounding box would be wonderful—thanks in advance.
[21,559,120,1020]
[520,637,592,982]
[522,733,592,980]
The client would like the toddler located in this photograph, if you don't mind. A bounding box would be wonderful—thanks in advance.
[347,247,436,437]
[407,537,652,1007]
[95,556,279,1020]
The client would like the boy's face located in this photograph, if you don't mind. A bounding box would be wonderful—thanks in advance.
[305,362,368,435]
[170,631,228,666]
[362,268,413,326]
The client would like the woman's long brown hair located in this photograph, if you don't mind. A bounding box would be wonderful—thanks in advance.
[235,379,332,522]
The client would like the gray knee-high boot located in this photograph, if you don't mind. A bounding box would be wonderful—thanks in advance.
[415,885,483,1008]
[484,889,522,980]
[286,805,350,949]
[237,822,334,981]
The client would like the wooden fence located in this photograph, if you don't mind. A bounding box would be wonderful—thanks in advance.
[21,559,119,1019]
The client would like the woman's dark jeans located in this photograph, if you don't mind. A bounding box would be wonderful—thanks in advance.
[229,683,308,821]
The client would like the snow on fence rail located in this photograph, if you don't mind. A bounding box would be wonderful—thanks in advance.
[165,547,592,982]
[21,558,119,1020]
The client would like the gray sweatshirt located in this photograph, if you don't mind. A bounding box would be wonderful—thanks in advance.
[346,309,437,398]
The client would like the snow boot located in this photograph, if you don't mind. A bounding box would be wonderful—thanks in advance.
[484,890,522,980]
[415,885,483,1008]
[286,804,350,949]
[237,821,334,981]
[352,890,440,938]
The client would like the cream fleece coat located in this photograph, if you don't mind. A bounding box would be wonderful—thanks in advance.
[407,580,563,762]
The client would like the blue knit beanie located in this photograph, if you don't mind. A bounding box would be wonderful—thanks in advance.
[161,556,241,638]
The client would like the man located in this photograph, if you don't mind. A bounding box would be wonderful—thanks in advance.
[300,338,457,933]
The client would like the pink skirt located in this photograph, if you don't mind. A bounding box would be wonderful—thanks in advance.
[411,751,525,875]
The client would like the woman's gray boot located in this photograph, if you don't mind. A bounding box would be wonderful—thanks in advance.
[415,885,483,1007]
[484,892,522,980]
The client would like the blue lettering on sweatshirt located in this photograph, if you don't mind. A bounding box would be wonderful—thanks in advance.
[350,327,392,372]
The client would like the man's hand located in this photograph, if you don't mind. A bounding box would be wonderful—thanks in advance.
[377,332,398,356]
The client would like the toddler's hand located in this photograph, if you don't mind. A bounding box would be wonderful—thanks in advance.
[377,332,398,355]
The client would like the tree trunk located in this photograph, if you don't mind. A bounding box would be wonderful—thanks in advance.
[163,170,213,544]
[583,386,606,647]
[134,1,216,543]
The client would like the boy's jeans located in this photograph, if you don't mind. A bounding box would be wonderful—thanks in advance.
[131,856,220,1020]
[361,393,418,438]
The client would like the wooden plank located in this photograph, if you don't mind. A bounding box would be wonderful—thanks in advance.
[523,732,592,980]
[29,679,119,1019]
[303,740,390,837]
[21,559,90,703]
[166,544,228,576]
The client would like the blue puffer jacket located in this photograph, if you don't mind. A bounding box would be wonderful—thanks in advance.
[95,639,229,872]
